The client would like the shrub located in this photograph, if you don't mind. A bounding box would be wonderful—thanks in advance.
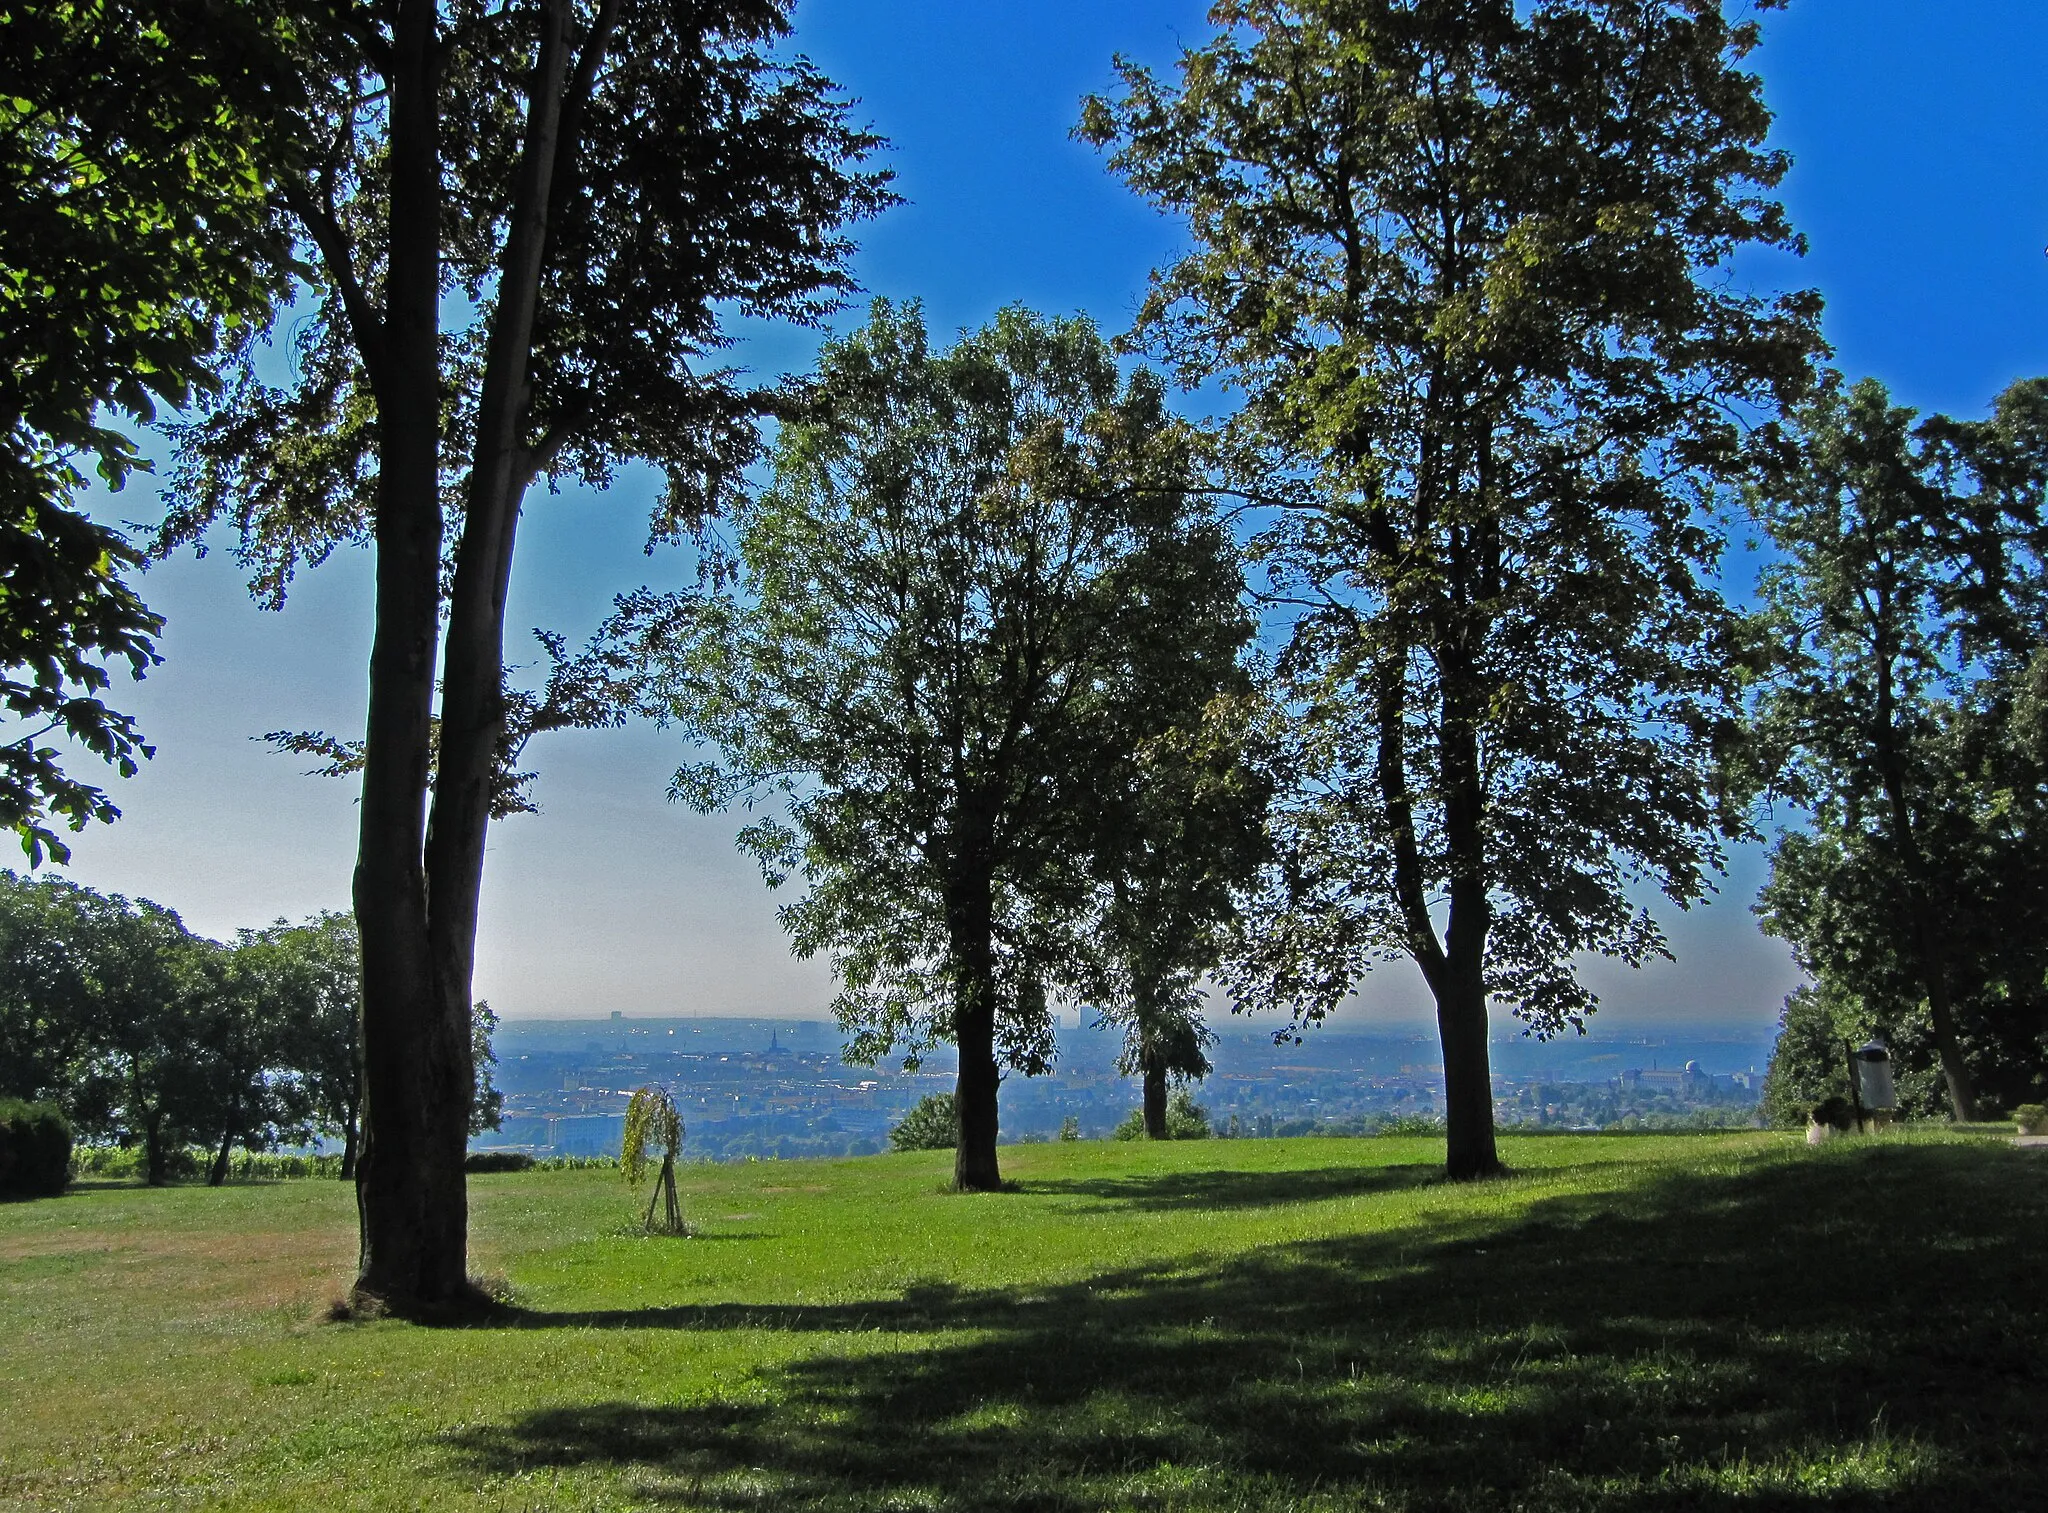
[222,1151,344,1181]
[1058,1116,1080,1141]
[465,1150,536,1173]
[2013,1103,2048,1136]
[1165,1090,1212,1139]
[0,1099,72,1198]
[1113,1090,1213,1141]
[1377,1114,1448,1137]
[889,1093,957,1151]
[1810,1096,1854,1132]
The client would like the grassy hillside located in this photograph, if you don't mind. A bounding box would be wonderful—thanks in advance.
[1,1132,2041,1510]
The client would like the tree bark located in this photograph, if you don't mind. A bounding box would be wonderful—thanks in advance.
[414,0,572,1284]
[1434,964,1497,1179]
[338,1111,358,1182]
[1142,1056,1167,1139]
[142,1108,168,1187]
[948,865,1003,1191]
[208,1122,235,1187]
[350,0,464,1313]
[1436,655,1501,1180]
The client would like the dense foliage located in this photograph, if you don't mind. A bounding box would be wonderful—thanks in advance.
[0,872,499,1184]
[1114,1089,1213,1141]
[1083,0,1822,1178]
[0,1097,72,1198]
[1745,378,2048,1122]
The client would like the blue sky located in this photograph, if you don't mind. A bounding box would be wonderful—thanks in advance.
[60,1,2048,1035]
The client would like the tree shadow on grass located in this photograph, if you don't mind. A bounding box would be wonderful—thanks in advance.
[449,1144,2047,1511]
[1015,1160,1443,1211]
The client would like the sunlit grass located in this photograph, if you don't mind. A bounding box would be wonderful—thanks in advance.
[1,1128,2039,1510]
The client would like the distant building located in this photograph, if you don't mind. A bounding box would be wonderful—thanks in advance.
[1623,1060,1710,1093]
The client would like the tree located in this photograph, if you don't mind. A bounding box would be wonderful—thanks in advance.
[1114,1087,1213,1140]
[1745,377,2048,1121]
[620,1083,683,1234]
[0,0,300,863]
[889,1093,958,1152]
[1083,0,1821,1178]
[61,886,212,1185]
[157,0,890,1309]
[616,302,1255,1190]
[0,871,98,1103]
[187,935,318,1186]
[260,912,367,1177]
[1093,711,1269,1138]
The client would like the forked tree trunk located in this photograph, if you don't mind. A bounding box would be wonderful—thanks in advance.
[350,0,467,1313]
[1142,1058,1168,1139]
[347,0,586,1316]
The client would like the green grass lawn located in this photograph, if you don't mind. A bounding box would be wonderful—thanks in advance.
[1,1131,2041,1511]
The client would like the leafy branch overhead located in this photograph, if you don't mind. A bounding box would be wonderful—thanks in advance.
[262,629,633,818]
[0,1,303,861]
[154,2,899,599]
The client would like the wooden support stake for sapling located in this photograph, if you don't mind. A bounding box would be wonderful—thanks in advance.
[622,1085,687,1235]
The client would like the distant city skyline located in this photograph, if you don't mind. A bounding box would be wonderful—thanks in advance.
[52,1,2048,1034]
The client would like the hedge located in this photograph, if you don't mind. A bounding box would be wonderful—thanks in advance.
[0,1099,72,1198]
[464,1150,536,1173]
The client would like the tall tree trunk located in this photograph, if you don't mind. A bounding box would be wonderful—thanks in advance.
[1375,640,1502,1179]
[948,867,1003,1192]
[1871,611,1978,1121]
[352,0,462,1312]
[1142,1056,1167,1139]
[1922,978,1979,1124]
[143,1109,168,1187]
[1434,963,1497,1179]
[1437,670,1501,1180]
[415,0,572,1283]
[338,1110,358,1182]
[208,1120,235,1187]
